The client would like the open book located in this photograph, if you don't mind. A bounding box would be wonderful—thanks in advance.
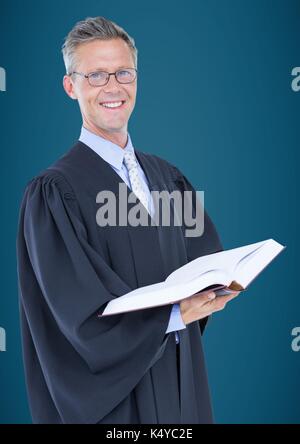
[101,239,285,316]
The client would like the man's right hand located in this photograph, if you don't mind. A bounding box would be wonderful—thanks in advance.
[180,289,240,326]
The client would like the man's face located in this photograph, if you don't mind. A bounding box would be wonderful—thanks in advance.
[63,38,137,138]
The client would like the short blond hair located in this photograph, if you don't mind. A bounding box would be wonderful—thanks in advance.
[62,16,138,74]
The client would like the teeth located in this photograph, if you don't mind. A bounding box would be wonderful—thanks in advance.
[101,101,123,108]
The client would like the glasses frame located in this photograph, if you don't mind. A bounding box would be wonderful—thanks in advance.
[68,68,138,87]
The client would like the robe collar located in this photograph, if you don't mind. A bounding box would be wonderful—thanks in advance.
[79,126,136,173]
[65,140,175,285]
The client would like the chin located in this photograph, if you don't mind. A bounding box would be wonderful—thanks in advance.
[100,120,127,130]
[98,124,126,133]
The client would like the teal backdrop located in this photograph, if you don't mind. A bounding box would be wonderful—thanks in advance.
[0,0,299,424]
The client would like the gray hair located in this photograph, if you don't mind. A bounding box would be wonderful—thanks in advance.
[62,16,138,74]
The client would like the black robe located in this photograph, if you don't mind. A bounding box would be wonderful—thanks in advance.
[16,141,223,424]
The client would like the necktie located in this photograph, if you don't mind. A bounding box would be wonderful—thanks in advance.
[123,150,149,213]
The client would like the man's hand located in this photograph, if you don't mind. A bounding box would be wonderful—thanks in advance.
[180,289,241,326]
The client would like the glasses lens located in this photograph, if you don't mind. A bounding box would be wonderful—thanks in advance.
[116,69,136,83]
[88,71,108,86]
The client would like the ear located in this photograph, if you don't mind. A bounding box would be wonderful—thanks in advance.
[63,75,77,100]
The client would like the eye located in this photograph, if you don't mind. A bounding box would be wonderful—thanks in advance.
[116,70,136,82]
[89,71,106,80]
[118,70,130,77]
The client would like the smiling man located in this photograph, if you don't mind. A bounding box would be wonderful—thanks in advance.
[63,37,136,147]
[17,16,239,424]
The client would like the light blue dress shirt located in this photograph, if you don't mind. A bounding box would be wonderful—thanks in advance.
[79,126,186,342]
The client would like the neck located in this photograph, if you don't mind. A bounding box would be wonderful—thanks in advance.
[83,121,128,148]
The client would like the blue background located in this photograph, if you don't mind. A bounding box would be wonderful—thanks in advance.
[0,0,299,424]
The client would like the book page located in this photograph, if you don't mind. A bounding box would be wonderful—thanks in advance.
[101,238,285,316]
[118,281,167,298]
[102,269,231,316]
[165,239,268,285]
[234,239,285,288]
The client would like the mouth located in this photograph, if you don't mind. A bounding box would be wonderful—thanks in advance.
[99,100,126,110]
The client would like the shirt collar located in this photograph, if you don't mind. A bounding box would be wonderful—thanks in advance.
[79,126,135,171]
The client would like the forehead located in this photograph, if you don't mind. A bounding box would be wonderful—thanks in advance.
[75,38,135,71]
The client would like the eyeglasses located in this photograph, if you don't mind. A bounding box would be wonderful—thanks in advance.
[69,68,137,87]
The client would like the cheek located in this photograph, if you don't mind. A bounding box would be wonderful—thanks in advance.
[127,87,137,106]
[78,89,99,112]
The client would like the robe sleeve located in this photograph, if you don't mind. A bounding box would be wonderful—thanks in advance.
[172,166,224,334]
[17,171,172,423]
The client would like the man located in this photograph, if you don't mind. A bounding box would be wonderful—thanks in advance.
[17,16,239,424]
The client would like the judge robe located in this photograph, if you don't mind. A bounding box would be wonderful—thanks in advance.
[16,140,223,424]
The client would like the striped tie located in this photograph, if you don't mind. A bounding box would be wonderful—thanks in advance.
[123,150,149,213]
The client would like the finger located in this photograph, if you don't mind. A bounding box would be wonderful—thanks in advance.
[222,291,240,302]
[198,291,216,303]
[211,298,227,312]
[210,291,241,312]
[188,291,216,308]
[202,290,238,307]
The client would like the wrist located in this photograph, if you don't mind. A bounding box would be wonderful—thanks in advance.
[179,301,189,326]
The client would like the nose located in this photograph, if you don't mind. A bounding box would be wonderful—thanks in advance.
[103,73,121,92]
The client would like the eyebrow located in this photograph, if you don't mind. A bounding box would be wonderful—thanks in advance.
[89,66,132,72]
